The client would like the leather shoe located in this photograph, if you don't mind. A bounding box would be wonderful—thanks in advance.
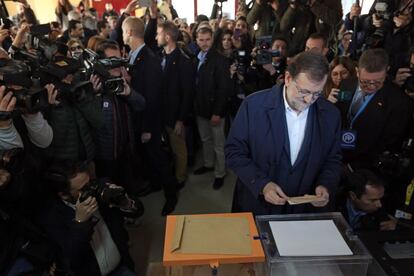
[193,166,214,175]
[213,177,224,190]
[162,197,177,216]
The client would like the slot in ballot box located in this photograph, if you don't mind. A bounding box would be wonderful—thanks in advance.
[255,212,372,276]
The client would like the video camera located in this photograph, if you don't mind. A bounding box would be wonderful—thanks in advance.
[81,49,129,95]
[363,0,391,49]
[255,36,280,65]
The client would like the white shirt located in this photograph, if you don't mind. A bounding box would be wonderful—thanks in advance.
[283,86,309,165]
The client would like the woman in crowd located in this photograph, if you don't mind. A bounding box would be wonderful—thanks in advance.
[55,0,73,31]
[325,56,356,104]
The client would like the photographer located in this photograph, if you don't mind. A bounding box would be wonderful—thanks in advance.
[43,56,103,163]
[245,36,288,93]
[38,162,136,275]
[90,40,146,197]
[10,0,38,27]
[246,0,288,38]
[279,0,342,56]
[393,46,414,98]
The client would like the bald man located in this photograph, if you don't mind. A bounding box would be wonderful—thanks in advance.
[122,16,178,216]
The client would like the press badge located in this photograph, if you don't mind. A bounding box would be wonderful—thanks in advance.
[341,130,357,149]
[103,101,110,109]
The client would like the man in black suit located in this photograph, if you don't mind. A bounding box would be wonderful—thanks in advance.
[156,21,195,188]
[122,15,178,216]
[193,27,232,190]
[328,48,414,171]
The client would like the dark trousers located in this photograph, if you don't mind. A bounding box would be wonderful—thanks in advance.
[137,132,177,199]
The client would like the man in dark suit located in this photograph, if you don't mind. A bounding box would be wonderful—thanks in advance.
[225,51,342,215]
[330,48,414,170]
[193,27,232,190]
[156,21,195,188]
[122,15,178,216]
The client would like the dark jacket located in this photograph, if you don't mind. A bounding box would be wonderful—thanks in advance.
[130,45,164,135]
[279,0,342,55]
[246,1,288,38]
[161,47,195,128]
[95,89,145,161]
[194,48,232,119]
[45,90,104,162]
[36,198,134,275]
[337,78,414,169]
[225,85,342,215]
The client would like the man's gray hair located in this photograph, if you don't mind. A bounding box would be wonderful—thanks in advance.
[287,51,329,82]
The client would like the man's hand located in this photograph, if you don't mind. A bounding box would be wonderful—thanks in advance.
[350,3,361,19]
[372,13,383,28]
[75,196,98,223]
[89,74,102,93]
[119,79,131,96]
[262,63,277,76]
[380,216,397,231]
[125,0,140,15]
[0,86,16,128]
[12,23,31,49]
[0,29,9,44]
[312,185,329,207]
[327,88,339,104]
[141,132,152,143]
[0,169,11,188]
[263,182,288,205]
[121,67,131,84]
[210,115,221,126]
[174,120,184,137]
[394,68,411,87]
[150,0,158,19]
[45,84,60,105]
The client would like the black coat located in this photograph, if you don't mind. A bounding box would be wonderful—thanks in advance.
[194,48,231,119]
[36,199,134,275]
[161,47,195,128]
[130,45,163,135]
[337,78,414,169]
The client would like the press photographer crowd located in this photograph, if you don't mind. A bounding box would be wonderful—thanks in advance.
[0,0,414,274]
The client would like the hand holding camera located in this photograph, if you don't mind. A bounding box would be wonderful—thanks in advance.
[394,68,412,87]
[350,3,362,20]
[75,196,98,223]
[327,88,339,104]
[0,86,16,126]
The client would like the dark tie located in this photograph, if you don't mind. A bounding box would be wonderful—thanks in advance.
[350,91,366,117]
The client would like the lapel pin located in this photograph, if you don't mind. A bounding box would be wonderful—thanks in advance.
[378,102,383,107]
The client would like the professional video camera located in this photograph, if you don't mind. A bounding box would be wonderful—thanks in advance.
[255,36,280,65]
[374,138,413,179]
[81,49,129,95]
[364,0,391,49]
[0,59,48,114]
[233,50,247,75]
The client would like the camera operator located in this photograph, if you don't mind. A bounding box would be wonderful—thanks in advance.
[393,46,414,99]
[245,36,288,93]
[57,19,86,45]
[38,162,136,275]
[43,56,104,164]
[90,40,146,198]
[246,0,288,38]
[279,0,342,56]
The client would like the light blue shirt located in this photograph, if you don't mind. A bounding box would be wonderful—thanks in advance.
[346,198,367,230]
[129,43,146,65]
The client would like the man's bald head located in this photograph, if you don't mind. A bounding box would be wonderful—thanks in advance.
[122,16,145,39]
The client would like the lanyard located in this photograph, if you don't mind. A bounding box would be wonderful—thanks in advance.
[348,92,374,129]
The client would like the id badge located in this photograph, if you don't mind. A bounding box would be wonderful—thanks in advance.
[103,101,110,109]
[341,130,357,149]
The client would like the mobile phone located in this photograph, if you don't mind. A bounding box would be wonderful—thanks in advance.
[337,90,353,102]
[233,28,242,40]
[138,0,152,8]
[30,23,51,36]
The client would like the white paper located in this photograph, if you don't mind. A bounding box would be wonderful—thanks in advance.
[269,220,353,256]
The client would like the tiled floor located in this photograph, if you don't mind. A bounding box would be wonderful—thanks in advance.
[126,170,237,275]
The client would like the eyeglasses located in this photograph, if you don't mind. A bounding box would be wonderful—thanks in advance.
[70,46,82,51]
[359,78,385,87]
[291,81,323,100]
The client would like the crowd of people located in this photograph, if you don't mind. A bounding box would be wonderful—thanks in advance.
[0,0,414,275]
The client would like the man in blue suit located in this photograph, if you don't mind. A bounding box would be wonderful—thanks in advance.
[225,51,342,215]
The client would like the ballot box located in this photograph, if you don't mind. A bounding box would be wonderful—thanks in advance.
[255,212,372,276]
